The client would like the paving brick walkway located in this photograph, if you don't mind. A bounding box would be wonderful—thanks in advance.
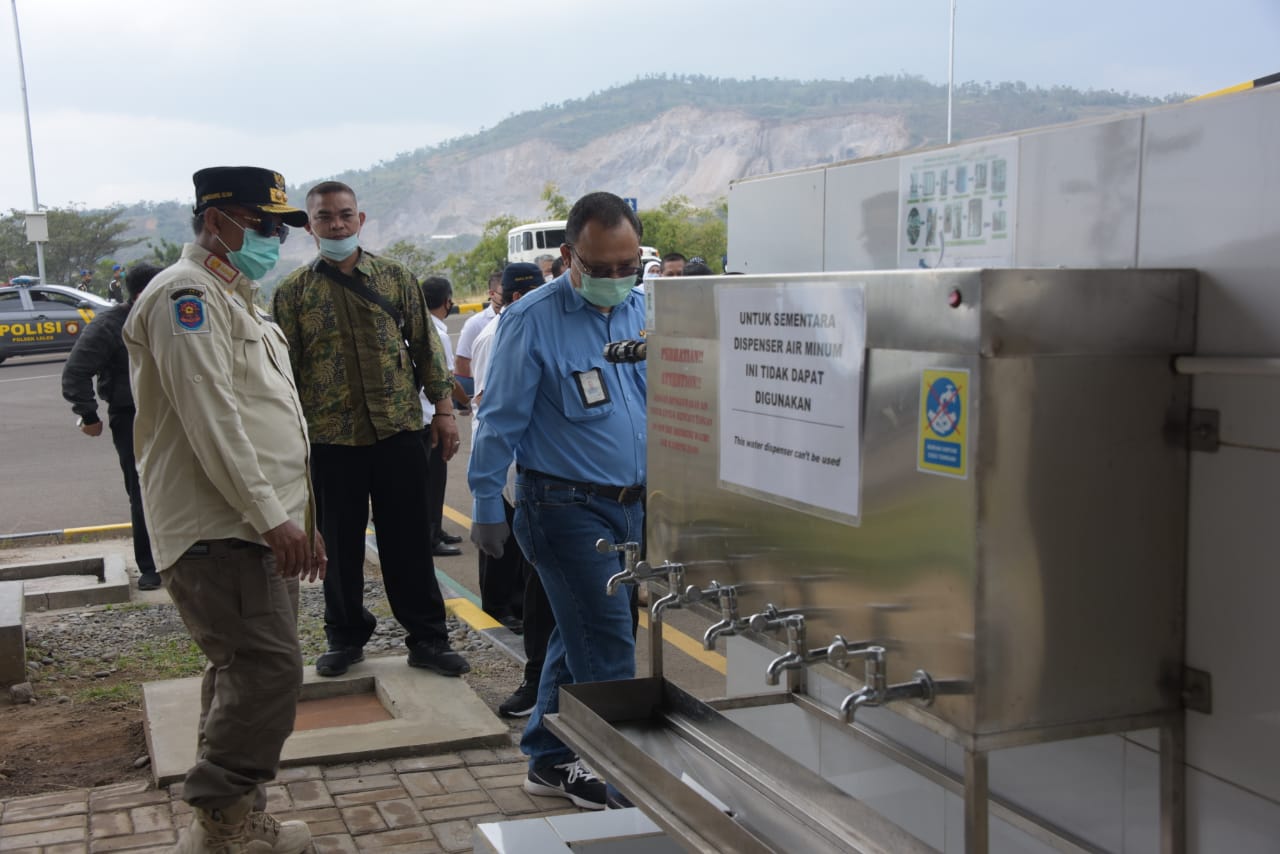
[0,747,581,853]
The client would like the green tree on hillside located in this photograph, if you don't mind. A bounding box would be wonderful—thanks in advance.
[381,240,438,278]
[0,207,141,284]
[541,183,570,219]
[440,214,520,297]
[639,196,727,272]
[147,237,183,267]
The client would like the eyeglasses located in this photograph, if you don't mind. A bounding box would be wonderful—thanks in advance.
[219,207,290,244]
[569,246,641,279]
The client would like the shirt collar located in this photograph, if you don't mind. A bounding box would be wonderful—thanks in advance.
[183,242,245,293]
[554,273,591,314]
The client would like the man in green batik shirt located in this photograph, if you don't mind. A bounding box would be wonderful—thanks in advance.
[272,180,468,679]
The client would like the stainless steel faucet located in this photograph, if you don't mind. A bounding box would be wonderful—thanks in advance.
[649,562,690,619]
[701,583,750,650]
[745,605,806,686]
[598,538,663,596]
[838,645,936,722]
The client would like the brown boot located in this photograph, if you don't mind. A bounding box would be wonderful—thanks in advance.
[173,794,252,853]
[243,810,311,853]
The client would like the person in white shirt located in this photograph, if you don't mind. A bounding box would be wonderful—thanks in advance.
[453,270,503,396]
[420,276,469,556]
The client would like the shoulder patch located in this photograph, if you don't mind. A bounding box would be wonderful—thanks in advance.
[203,254,238,284]
[170,287,210,335]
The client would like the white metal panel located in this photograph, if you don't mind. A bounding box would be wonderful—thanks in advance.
[942,737,1126,853]
[1186,768,1280,853]
[1186,446,1280,804]
[1015,115,1143,268]
[1138,86,1280,354]
[823,157,900,272]
[827,757,947,850]
[1192,374,1280,452]
[942,793,1058,854]
[726,170,825,273]
[724,635,787,697]
[1123,740,1160,854]
[720,704,823,773]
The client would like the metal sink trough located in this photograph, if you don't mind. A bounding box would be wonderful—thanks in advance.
[546,677,934,854]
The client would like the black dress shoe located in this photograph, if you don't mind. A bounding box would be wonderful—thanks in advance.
[137,572,162,591]
[315,648,364,677]
[408,642,470,676]
[438,533,463,545]
[432,542,462,557]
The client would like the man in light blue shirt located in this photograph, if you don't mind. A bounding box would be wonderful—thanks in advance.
[469,192,646,810]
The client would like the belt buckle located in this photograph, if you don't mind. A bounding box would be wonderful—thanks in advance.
[615,486,628,503]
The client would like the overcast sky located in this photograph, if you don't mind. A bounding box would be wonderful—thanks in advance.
[0,0,1276,211]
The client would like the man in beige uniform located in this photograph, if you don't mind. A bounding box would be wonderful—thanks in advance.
[124,166,324,854]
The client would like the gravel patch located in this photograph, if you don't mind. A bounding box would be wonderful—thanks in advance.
[21,571,527,731]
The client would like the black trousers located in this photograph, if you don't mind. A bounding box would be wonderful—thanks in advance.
[423,429,447,543]
[108,410,155,575]
[478,498,527,619]
[311,430,449,650]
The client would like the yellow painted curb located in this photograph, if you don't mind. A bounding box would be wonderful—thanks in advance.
[637,611,727,675]
[456,301,484,314]
[442,505,472,531]
[63,523,132,536]
[446,597,502,630]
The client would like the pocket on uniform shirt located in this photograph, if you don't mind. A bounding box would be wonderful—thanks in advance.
[229,312,266,386]
[558,363,616,421]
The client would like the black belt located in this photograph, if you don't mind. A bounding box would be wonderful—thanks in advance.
[519,468,645,504]
[181,538,264,558]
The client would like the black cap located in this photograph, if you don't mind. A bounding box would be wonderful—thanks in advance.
[502,262,543,298]
[192,166,308,227]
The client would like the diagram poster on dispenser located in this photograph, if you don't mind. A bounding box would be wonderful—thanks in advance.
[897,137,1018,270]
[917,367,970,479]
[717,281,867,524]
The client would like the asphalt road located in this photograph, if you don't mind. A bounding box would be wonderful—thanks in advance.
[0,313,725,698]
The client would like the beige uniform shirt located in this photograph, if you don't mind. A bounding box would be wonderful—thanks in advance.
[123,243,311,571]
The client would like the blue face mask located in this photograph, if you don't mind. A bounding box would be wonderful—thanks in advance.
[215,210,281,281]
[578,272,637,308]
[318,233,360,261]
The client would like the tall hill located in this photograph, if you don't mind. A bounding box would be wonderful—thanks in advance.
[118,74,1176,262]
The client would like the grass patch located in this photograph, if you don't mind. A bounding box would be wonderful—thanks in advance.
[124,636,206,681]
[74,682,139,704]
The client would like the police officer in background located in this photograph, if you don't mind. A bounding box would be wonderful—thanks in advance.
[124,166,323,854]
[107,264,125,302]
[61,261,162,591]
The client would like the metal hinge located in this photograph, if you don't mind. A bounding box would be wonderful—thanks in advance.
[1182,666,1213,714]
[1188,409,1220,453]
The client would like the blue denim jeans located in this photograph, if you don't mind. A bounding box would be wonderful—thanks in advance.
[513,471,641,770]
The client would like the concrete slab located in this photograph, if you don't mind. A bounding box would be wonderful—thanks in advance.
[0,579,25,685]
[143,654,510,786]
[0,555,130,611]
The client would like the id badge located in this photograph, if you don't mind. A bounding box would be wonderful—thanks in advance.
[574,368,610,408]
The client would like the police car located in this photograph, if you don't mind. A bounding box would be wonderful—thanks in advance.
[0,277,114,365]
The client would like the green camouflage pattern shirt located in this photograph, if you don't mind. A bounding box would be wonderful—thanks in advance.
[272,251,451,446]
